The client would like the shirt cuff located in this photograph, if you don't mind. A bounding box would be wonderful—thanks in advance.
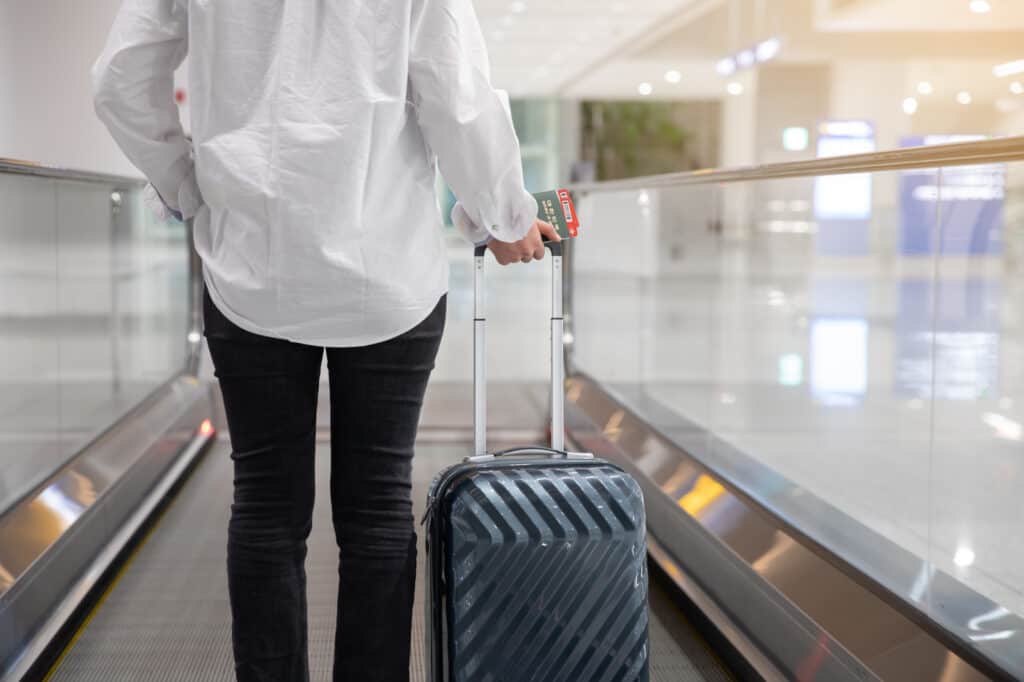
[176,164,204,220]
[145,184,182,222]
[451,203,490,244]
[451,189,537,245]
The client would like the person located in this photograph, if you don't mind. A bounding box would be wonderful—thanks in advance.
[92,1,559,680]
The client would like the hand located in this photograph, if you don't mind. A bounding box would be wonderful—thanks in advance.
[487,220,561,266]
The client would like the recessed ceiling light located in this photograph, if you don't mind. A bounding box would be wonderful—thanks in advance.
[970,0,992,13]
[638,82,653,96]
[903,97,919,115]
[727,81,744,96]
[510,1,527,13]
[957,91,973,104]
[1011,81,1024,94]
[716,58,736,76]
[917,81,934,95]
[664,70,682,84]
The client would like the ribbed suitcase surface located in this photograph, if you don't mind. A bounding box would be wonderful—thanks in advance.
[427,459,650,682]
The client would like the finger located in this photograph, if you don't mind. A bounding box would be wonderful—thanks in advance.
[520,256,532,264]
[537,221,561,242]
[533,246,545,260]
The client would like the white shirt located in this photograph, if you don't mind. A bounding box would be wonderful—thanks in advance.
[93,0,537,346]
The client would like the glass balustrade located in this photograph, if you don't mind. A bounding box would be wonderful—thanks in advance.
[0,169,189,515]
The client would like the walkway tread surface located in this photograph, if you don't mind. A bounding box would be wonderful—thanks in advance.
[49,387,730,681]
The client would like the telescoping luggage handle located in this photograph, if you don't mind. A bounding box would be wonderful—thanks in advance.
[468,241,593,462]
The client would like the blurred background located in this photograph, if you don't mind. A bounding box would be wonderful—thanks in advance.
[5,0,1024,181]
[4,2,1024,680]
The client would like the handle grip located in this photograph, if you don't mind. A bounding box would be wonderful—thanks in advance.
[473,241,565,457]
[474,241,562,258]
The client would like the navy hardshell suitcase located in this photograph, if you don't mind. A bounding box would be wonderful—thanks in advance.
[424,243,650,682]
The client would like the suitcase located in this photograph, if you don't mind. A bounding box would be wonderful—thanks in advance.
[424,242,650,682]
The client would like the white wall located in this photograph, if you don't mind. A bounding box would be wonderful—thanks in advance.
[0,4,13,151]
[0,1,144,176]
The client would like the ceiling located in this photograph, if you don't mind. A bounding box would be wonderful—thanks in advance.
[816,0,1024,31]
[474,0,712,97]
[477,0,1024,100]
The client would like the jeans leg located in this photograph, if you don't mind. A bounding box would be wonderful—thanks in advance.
[327,296,446,682]
[204,291,323,682]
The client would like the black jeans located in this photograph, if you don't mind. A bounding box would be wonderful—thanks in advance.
[203,290,446,682]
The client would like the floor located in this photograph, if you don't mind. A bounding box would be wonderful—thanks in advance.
[48,434,730,681]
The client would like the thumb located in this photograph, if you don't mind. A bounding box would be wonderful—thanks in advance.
[537,220,561,242]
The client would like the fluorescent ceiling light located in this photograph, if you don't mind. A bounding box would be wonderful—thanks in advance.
[1012,81,1024,94]
[736,50,755,68]
[993,60,1024,78]
[664,69,682,84]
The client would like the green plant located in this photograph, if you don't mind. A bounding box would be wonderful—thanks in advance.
[581,101,694,180]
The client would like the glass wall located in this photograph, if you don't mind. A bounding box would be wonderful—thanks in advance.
[0,171,188,515]
[571,156,1024,671]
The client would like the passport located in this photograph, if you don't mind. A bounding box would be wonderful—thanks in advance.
[535,189,580,242]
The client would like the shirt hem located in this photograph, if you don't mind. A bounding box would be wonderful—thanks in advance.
[203,275,448,348]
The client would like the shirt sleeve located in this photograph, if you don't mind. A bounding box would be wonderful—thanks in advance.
[408,0,537,244]
[92,0,202,220]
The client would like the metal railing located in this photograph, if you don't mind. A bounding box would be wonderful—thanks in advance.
[567,135,1024,192]
[0,157,144,187]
